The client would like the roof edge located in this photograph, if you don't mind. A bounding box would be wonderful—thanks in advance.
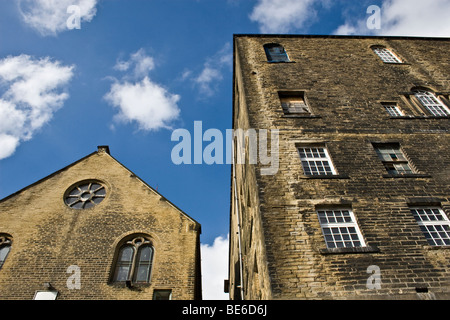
[0,150,98,203]
[233,33,450,41]
[0,146,201,231]
[106,151,202,230]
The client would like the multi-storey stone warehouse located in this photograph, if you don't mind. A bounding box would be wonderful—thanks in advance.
[228,34,450,300]
[0,146,202,300]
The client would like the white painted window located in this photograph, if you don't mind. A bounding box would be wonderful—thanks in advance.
[298,147,336,176]
[317,209,366,249]
[413,90,450,117]
[373,47,402,63]
[410,207,450,246]
[384,104,403,117]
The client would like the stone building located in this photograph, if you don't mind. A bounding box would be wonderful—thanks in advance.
[0,146,202,300]
[228,35,450,300]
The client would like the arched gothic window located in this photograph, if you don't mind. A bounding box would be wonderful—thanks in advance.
[264,43,290,62]
[112,236,154,284]
[0,235,12,270]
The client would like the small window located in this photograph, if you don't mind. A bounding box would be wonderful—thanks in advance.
[264,43,289,62]
[372,47,402,63]
[317,209,366,249]
[410,207,450,246]
[298,146,337,176]
[153,289,172,300]
[112,236,154,284]
[412,90,450,117]
[279,92,310,114]
[33,291,59,300]
[373,143,413,175]
[383,103,403,117]
[0,236,12,270]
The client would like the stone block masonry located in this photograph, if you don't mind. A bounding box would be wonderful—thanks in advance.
[229,35,450,300]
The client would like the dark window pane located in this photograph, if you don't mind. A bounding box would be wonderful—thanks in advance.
[114,266,130,282]
[91,183,101,190]
[92,197,104,204]
[69,188,80,196]
[118,246,134,262]
[138,246,152,262]
[153,290,172,300]
[84,201,94,209]
[72,201,84,209]
[134,265,150,282]
[95,188,106,196]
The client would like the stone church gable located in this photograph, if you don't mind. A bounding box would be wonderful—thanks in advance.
[0,146,201,300]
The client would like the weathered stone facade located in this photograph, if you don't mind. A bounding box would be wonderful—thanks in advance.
[229,35,450,300]
[0,146,201,300]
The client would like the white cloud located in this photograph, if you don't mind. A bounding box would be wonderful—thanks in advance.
[0,54,74,160]
[0,134,20,160]
[104,77,180,131]
[195,66,223,97]
[249,0,320,33]
[201,235,229,300]
[333,23,359,36]
[189,43,232,97]
[114,49,155,79]
[105,49,180,131]
[334,0,450,37]
[17,0,98,36]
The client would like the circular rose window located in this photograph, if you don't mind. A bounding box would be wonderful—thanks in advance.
[65,181,106,209]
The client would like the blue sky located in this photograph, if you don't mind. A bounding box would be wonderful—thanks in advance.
[0,0,449,300]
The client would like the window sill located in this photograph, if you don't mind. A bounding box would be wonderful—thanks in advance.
[266,60,296,64]
[301,174,350,179]
[382,174,432,179]
[282,114,322,119]
[389,115,449,119]
[383,62,410,65]
[320,246,380,255]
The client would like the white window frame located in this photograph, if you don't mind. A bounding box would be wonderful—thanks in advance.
[317,209,366,249]
[413,90,450,117]
[298,146,337,176]
[410,207,450,247]
[384,104,403,117]
[373,47,402,64]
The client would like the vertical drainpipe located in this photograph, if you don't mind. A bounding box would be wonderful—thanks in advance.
[233,144,245,300]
